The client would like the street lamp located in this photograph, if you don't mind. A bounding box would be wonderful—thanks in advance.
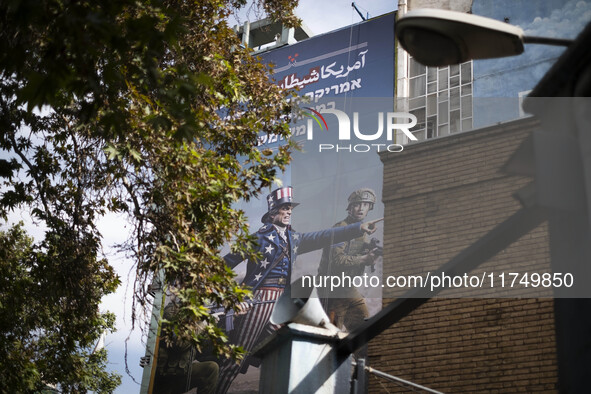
[396,8,573,66]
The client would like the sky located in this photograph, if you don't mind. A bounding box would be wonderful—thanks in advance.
[104,1,399,393]
[261,0,396,35]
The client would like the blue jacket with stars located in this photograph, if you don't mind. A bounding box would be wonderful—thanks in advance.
[224,222,366,291]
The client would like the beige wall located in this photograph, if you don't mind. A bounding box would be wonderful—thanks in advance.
[409,0,472,12]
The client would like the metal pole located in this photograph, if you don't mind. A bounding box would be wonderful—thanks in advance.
[351,3,367,21]
[366,366,445,394]
[352,358,367,394]
[523,36,573,47]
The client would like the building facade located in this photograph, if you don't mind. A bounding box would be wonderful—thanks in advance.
[370,116,558,392]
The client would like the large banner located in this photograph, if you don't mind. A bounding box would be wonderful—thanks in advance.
[223,12,396,393]
[150,12,397,394]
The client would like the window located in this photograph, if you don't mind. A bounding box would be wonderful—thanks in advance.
[408,57,473,141]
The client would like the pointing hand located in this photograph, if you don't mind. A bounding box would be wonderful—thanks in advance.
[360,218,383,234]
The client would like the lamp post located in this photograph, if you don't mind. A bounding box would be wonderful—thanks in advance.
[395,8,572,67]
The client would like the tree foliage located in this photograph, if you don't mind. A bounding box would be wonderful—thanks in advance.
[0,224,121,392]
[0,0,298,391]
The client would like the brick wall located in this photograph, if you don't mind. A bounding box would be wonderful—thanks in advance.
[369,117,558,392]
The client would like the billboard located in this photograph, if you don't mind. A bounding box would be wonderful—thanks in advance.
[150,12,396,394]
[222,12,396,393]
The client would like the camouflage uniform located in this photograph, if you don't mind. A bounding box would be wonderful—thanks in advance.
[318,188,377,331]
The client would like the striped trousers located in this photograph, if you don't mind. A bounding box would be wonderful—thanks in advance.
[216,287,282,394]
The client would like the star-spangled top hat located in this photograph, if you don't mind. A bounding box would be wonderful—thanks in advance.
[261,186,299,223]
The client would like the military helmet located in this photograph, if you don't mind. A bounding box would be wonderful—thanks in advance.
[347,188,376,210]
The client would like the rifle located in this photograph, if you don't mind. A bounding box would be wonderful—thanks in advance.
[363,237,383,272]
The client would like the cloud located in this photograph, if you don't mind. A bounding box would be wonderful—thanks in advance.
[520,0,591,39]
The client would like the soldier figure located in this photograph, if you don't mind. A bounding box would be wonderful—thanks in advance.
[318,188,380,331]
[216,186,379,393]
